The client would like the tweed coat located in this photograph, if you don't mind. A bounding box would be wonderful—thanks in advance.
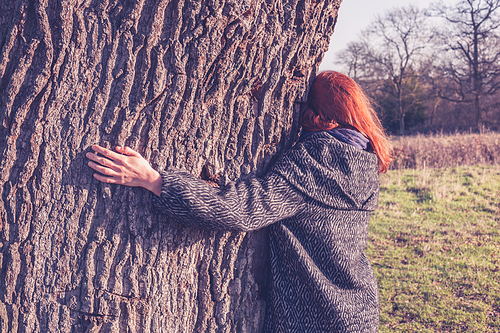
[152,131,380,333]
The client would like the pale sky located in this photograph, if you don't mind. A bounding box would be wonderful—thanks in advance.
[319,0,455,71]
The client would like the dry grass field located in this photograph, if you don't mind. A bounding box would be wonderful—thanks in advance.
[390,131,500,170]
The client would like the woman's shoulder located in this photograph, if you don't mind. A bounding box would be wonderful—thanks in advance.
[293,130,376,165]
[272,131,379,211]
[298,129,371,151]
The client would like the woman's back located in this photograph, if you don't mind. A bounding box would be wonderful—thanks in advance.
[265,130,379,332]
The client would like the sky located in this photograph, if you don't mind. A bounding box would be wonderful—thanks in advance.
[319,0,455,71]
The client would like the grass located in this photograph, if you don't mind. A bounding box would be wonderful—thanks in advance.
[368,165,500,332]
[390,131,500,170]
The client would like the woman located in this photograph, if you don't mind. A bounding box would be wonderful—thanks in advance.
[87,71,392,332]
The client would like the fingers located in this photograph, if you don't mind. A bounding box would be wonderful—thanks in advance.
[86,152,120,171]
[88,160,124,184]
[116,146,141,157]
[92,173,118,184]
[87,160,117,176]
[92,144,142,158]
[91,145,123,161]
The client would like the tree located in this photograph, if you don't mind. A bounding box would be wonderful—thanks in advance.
[431,0,500,129]
[373,74,428,134]
[0,0,341,331]
[335,41,365,78]
[336,5,433,135]
[363,6,433,135]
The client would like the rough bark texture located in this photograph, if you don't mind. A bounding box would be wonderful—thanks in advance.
[0,0,340,331]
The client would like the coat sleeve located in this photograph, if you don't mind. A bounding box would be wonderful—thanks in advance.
[151,169,306,232]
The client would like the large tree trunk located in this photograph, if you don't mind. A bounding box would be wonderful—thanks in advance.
[0,0,340,331]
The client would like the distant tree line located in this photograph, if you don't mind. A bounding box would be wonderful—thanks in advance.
[336,0,500,135]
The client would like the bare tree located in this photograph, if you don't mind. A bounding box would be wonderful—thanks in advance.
[335,5,433,135]
[363,6,433,135]
[0,0,341,331]
[431,0,500,128]
[335,41,365,78]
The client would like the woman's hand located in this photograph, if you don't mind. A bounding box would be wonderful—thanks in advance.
[86,145,162,196]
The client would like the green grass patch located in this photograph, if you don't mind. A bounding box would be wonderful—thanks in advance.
[369,165,500,332]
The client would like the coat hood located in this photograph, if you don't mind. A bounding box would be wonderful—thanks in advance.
[272,131,379,211]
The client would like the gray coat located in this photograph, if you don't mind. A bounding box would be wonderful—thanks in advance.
[153,131,380,332]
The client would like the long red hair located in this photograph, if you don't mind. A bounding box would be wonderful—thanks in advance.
[300,71,393,173]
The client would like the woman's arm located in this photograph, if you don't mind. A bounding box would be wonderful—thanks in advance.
[152,169,305,231]
[87,145,306,231]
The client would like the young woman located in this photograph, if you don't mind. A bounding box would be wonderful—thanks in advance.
[87,71,392,332]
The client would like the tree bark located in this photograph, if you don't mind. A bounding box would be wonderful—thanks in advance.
[0,0,340,332]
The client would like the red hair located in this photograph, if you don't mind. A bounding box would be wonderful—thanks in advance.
[300,71,393,173]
